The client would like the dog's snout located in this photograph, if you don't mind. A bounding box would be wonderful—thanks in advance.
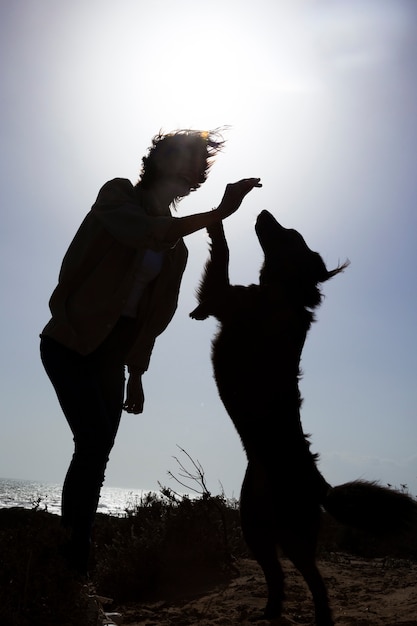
[256,210,272,225]
[256,210,284,234]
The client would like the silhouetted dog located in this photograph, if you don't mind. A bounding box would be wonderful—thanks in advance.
[190,210,417,625]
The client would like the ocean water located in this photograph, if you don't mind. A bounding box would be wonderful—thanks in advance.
[0,477,147,517]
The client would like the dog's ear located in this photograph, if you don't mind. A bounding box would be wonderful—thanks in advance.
[319,259,350,283]
[303,257,350,309]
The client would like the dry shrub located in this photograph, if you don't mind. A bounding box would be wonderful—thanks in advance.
[0,508,91,626]
[93,490,246,603]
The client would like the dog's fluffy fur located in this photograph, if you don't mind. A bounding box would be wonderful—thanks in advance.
[190,210,417,625]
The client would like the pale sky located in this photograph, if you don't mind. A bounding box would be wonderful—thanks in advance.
[1,0,417,500]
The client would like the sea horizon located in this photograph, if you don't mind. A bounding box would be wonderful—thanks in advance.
[0,476,151,517]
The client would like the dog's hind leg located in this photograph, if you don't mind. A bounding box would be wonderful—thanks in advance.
[284,536,334,626]
[244,531,285,620]
[240,463,285,620]
[241,515,285,619]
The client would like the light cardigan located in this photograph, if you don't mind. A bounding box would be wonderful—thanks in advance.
[41,178,188,372]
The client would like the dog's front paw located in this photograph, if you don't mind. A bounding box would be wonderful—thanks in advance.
[189,303,210,320]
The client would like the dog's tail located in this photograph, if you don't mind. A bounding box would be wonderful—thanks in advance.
[322,480,417,534]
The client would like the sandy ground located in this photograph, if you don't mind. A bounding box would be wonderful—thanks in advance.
[110,554,417,626]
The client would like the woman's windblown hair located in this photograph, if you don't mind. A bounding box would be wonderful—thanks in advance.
[139,127,227,191]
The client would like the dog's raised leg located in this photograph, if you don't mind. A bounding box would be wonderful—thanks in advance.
[189,221,230,321]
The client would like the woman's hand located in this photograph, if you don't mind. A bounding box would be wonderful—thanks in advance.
[123,372,144,414]
[163,177,261,241]
[217,178,262,219]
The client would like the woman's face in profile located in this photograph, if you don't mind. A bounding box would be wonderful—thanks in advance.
[155,138,207,196]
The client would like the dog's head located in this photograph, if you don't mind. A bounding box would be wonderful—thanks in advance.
[255,210,349,309]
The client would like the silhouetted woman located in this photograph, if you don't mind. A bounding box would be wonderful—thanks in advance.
[40,128,261,574]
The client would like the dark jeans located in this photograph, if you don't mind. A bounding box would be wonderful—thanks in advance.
[40,317,137,572]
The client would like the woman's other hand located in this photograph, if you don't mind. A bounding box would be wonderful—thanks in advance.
[123,372,145,414]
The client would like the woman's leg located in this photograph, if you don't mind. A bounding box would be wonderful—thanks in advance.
[40,336,125,573]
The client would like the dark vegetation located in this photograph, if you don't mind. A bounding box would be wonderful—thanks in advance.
[0,452,415,626]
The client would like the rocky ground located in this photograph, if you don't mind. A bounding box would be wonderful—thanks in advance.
[116,554,417,625]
